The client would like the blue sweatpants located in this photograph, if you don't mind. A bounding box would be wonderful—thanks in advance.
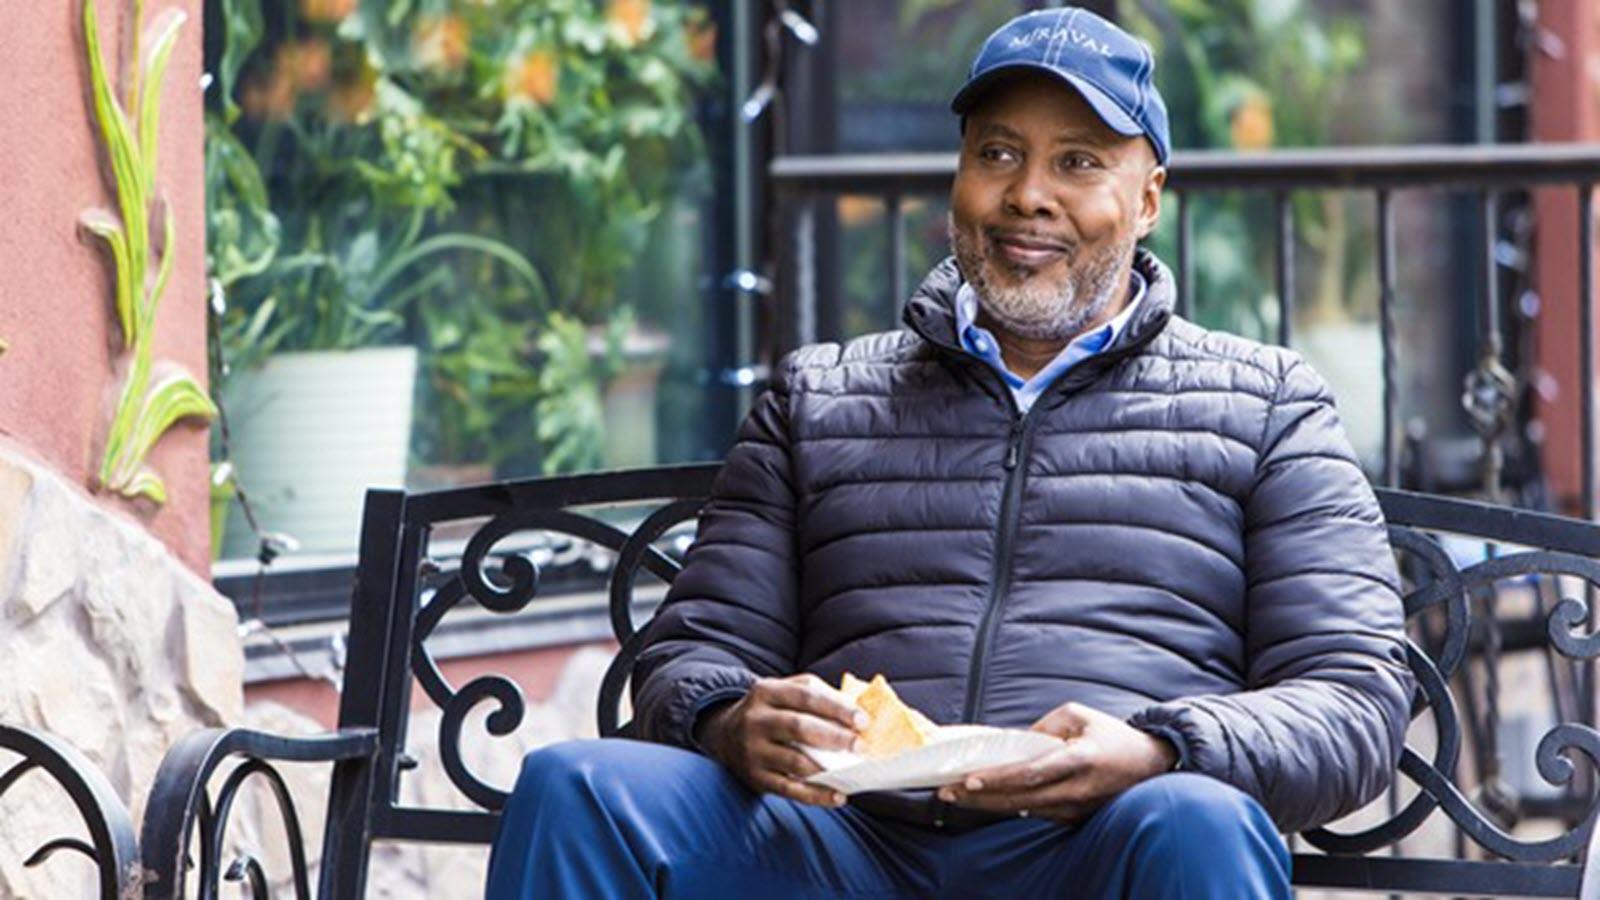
[485,739,1290,899]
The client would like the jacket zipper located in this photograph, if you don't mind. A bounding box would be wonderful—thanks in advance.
[902,293,1170,728]
[953,343,1153,725]
[961,392,1036,724]
[903,284,1169,826]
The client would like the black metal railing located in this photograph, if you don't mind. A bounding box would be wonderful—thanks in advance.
[769,142,1600,507]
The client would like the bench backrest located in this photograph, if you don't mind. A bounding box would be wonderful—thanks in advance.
[325,464,1600,897]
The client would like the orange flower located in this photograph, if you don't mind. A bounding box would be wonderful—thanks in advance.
[685,15,716,63]
[503,49,559,106]
[412,14,470,73]
[607,0,652,46]
[837,195,881,227]
[299,0,356,25]
[1229,95,1274,151]
[241,65,296,121]
[326,73,376,124]
[280,39,332,91]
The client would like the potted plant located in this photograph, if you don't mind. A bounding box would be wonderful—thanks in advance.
[207,7,546,556]
[207,0,718,556]
[384,0,718,475]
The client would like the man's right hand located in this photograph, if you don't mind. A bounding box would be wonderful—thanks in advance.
[695,673,867,808]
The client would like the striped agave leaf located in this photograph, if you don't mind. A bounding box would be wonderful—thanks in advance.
[82,0,216,503]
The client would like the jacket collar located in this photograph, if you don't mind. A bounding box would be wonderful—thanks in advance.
[902,247,1176,358]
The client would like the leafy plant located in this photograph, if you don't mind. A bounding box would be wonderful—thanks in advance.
[1124,0,1371,338]
[843,0,1019,106]
[207,0,716,471]
[207,116,281,292]
[213,70,548,359]
[414,295,541,468]
[83,0,217,504]
[534,308,634,474]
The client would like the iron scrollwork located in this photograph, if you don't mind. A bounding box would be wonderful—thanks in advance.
[138,727,378,900]
[402,467,1600,887]
[1302,527,1600,864]
[412,498,704,811]
[0,723,140,899]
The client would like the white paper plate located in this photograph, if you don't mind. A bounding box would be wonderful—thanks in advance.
[801,726,1063,795]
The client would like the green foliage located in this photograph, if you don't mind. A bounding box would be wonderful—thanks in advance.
[535,308,633,474]
[414,291,541,467]
[209,0,716,470]
[83,0,217,504]
[206,115,280,292]
[1124,0,1372,337]
[843,0,1018,105]
[1128,0,1364,152]
[215,0,264,124]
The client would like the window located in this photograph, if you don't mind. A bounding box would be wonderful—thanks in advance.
[206,0,731,560]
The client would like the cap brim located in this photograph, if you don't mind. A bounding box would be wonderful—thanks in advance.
[950,63,1143,138]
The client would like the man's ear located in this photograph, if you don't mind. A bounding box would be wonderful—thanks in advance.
[1136,165,1167,240]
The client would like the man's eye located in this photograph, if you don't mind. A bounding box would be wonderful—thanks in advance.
[980,146,1017,163]
[1060,153,1100,170]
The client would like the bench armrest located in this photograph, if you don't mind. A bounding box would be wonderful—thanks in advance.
[0,723,139,899]
[139,726,378,900]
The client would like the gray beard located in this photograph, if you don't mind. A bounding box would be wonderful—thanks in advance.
[948,214,1134,342]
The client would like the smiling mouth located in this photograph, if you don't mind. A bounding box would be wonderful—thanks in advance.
[987,230,1073,270]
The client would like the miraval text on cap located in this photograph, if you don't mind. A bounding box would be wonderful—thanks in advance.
[951,7,1172,166]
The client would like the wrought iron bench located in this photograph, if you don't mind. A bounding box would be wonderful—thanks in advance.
[134,463,1600,898]
[0,722,140,896]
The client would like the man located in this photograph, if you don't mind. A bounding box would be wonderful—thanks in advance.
[487,8,1414,898]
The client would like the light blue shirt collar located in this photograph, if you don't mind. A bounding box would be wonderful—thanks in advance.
[954,269,1147,413]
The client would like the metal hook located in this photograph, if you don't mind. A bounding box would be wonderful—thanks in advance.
[724,269,774,296]
[779,9,820,45]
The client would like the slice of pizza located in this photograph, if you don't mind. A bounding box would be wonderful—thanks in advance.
[839,673,940,759]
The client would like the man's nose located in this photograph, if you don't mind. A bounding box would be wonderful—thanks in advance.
[1002,162,1061,219]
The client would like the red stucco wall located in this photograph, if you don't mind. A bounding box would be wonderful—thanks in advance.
[0,0,210,576]
[1530,0,1600,515]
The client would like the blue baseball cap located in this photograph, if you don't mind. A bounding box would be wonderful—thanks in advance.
[951,8,1171,166]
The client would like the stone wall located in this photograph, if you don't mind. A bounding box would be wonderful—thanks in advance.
[0,445,242,898]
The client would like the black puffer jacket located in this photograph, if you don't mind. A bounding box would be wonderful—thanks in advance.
[632,249,1415,833]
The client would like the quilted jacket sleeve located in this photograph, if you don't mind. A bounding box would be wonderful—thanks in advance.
[1129,358,1417,833]
[629,357,803,750]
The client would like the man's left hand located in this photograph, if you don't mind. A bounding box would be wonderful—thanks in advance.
[937,701,1177,824]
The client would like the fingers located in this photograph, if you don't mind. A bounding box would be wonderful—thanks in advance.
[749,766,847,808]
[1032,701,1093,738]
[751,733,846,807]
[724,729,848,807]
[937,744,1089,811]
[939,778,1082,814]
[754,742,825,781]
[957,743,1080,794]
[713,678,864,809]
[752,707,860,751]
[761,676,869,731]
[744,676,866,751]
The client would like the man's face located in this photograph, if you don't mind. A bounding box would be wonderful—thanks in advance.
[949,74,1165,342]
